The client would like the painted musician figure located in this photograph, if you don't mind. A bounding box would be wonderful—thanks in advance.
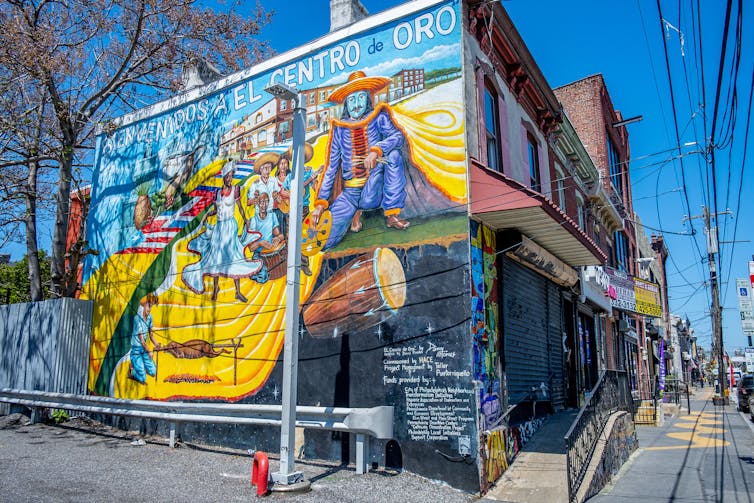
[310,71,409,249]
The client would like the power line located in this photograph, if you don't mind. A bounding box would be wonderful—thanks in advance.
[721,67,754,306]
[656,0,696,236]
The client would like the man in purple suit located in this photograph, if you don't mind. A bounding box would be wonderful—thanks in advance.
[310,71,410,249]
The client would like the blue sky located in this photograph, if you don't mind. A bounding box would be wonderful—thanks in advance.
[258,0,753,351]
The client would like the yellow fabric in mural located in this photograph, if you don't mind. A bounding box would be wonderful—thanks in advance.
[392,100,468,203]
[183,158,227,193]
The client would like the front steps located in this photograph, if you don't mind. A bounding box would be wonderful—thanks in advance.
[634,400,658,425]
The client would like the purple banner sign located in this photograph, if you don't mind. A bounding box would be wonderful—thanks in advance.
[658,339,666,396]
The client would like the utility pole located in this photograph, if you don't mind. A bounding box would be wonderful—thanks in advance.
[684,206,731,402]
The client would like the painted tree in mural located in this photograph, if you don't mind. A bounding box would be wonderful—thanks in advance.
[0,0,273,298]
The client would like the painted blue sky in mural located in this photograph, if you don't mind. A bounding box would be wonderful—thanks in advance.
[85,1,461,278]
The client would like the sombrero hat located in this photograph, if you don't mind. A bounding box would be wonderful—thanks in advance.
[328,71,392,104]
[285,142,314,163]
[254,152,280,174]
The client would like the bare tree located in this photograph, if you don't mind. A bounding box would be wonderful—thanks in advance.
[0,74,58,301]
[0,0,273,297]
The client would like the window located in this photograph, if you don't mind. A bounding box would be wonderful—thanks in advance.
[613,231,629,272]
[280,100,287,111]
[258,130,267,145]
[483,82,502,171]
[255,113,263,124]
[607,134,623,196]
[576,195,585,229]
[527,133,541,192]
[554,164,566,207]
[593,224,601,246]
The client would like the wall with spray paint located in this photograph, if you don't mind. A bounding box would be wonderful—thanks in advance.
[479,416,547,493]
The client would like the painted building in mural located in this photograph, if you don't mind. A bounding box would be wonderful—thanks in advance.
[80,0,654,494]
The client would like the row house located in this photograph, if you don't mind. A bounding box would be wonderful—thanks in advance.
[556,75,666,400]
[467,0,606,415]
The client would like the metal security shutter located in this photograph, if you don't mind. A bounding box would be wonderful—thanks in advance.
[502,257,564,409]
[546,281,564,407]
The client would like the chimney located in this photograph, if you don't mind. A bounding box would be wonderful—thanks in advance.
[330,0,369,32]
[181,58,223,91]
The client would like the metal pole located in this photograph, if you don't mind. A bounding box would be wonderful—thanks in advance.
[271,92,306,485]
[704,207,727,403]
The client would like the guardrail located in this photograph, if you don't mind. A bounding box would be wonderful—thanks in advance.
[0,388,393,474]
[563,370,633,502]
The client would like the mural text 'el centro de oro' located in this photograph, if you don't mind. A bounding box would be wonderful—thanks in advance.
[83,1,467,400]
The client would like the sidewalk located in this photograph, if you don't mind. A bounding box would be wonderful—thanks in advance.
[589,388,754,502]
[483,410,577,503]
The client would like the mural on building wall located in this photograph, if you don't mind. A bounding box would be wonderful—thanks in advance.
[82,1,468,403]
[471,220,503,431]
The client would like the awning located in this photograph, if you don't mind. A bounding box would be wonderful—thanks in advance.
[504,234,579,287]
[470,161,606,267]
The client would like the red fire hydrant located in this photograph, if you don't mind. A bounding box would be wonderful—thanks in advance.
[251,451,269,497]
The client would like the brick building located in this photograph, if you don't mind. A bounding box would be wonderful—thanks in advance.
[556,75,661,398]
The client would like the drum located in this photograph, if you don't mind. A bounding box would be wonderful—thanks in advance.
[303,247,406,338]
[259,241,288,280]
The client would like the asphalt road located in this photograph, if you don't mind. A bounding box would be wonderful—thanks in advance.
[3,390,752,502]
[0,414,475,503]
[590,389,754,503]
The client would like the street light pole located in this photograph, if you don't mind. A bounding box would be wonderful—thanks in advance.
[265,82,306,486]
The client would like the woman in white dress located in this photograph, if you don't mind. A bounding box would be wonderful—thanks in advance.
[182,160,266,302]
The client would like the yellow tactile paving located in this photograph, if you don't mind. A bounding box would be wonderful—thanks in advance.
[644,407,730,451]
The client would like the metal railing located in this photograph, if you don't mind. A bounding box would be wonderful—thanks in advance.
[661,377,690,413]
[564,370,633,502]
[502,375,555,426]
[0,388,393,474]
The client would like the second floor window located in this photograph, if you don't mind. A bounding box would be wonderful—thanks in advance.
[576,195,585,229]
[483,82,502,171]
[527,133,541,192]
[613,231,629,272]
[607,134,623,196]
[554,164,566,207]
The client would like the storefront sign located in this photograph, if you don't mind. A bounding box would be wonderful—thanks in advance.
[583,265,610,291]
[579,266,612,311]
[605,267,636,312]
[506,235,578,287]
[604,267,662,317]
[634,278,662,318]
